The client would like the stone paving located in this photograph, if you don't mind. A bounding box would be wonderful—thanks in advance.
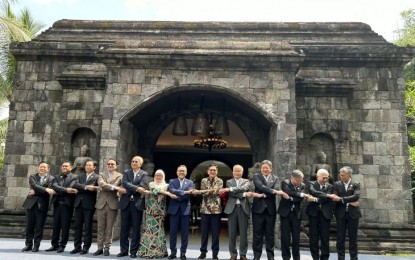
[0,237,413,260]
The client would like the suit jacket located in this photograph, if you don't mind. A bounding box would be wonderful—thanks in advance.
[23,173,56,211]
[277,179,306,219]
[332,180,362,219]
[73,172,99,210]
[224,178,252,215]
[199,177,223,214]
[306,181,333,220]
[119,169,149,211]
[167,178,194,215]
[252,173,280,215]
[95,171,123,210]
[51,173,78,207]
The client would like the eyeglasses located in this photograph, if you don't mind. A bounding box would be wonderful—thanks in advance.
[321,177,329,179]
[107,163,115,166]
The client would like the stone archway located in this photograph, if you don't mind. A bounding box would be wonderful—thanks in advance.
[117,86,277,177]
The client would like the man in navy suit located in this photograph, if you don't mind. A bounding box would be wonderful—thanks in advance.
[22,162,56,252]
[278,170,312,260]
[252,160,289,260]
[118,156,149,258]
[167,165,194,260]
[329,166,361,260]
[46,161,79,253]
[71,159,100,255]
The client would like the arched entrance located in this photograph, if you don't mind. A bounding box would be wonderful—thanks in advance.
[118,86,274,179]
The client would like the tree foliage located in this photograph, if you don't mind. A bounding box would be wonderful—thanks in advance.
[396,10,415,206]
[0,0,43,101]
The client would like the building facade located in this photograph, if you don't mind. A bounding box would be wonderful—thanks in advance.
[1,20,414,247]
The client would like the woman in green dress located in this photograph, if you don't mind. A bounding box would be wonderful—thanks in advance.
[138,169,177,258]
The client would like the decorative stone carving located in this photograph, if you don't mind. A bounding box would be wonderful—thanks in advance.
[72,144,92,175]
[311,151,332,181]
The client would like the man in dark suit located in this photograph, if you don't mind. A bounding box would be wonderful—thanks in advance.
[252,160,288,260]
[306,169,333,260]
[222,164,252,260]
[278,170,312,260]
[71,159,100,255]
[118,156,149,258]
[329,166,361,260]
[22,162,56,252]
[46,161,78,253]
[167,165,194,260]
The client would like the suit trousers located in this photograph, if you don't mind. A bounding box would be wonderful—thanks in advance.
[120,201,143,254]
[169,213,190,255]
[228,205,249,257]
[308,211,331,260]
[96,204,118,249]
[252,210,276,259]
[280,211,301,260]
[25,206,47,247]
[73,206,95,249]
[200,213,221,254]
[51,203,74,248]
[336,212,359,260]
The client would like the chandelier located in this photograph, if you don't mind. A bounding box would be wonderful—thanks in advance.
[193,115,228,152]
[171,96,229,152]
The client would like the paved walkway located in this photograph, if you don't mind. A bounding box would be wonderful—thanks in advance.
[0,237,414,260]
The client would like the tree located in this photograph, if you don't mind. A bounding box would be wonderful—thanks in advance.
[0,0,43,101]
[395,9,415,218]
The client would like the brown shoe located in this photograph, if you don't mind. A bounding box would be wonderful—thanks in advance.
[230,256,237,260]
[240,256,248,260]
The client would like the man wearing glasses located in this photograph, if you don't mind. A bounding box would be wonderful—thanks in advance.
[118,156,149,258]
[306,169,333,260]
[94,159,123,256]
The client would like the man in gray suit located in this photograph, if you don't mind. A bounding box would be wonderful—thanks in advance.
[222,165,252,260]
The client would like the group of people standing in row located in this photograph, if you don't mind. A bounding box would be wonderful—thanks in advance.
[22,156,361,260]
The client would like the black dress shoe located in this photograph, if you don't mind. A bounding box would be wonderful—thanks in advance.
[32,246,39,252]
[168,254,177,259]
[45,246,58,251]
[93,249,103,256]
[212,254,219,260]
[130,253,137,258]
[70,248,82,254]
[80,248,89,255]
[22,246,32,252]
[104,248,110,256]
[117,252,128,257]
[198,253,206,259]
[56,247,65,253]
[180,253,186,260]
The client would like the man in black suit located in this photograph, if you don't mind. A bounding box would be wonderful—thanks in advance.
[252,160,288,260]
[22,162,56,252]
[329,166,361,260]
[278,170,312,260]
[71,159,100,255]
[306,169,333,260]
[46,161,78,253]
[118,156,149,258]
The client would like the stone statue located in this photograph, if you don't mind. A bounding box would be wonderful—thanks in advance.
[142,158,155,181]
[72,144,92,175]
[311,151,332,181]
[248,162,261,181]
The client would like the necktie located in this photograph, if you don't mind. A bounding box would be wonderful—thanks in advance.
[40,176,44,185]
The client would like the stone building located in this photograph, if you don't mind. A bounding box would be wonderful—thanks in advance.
[1,20,414,250]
